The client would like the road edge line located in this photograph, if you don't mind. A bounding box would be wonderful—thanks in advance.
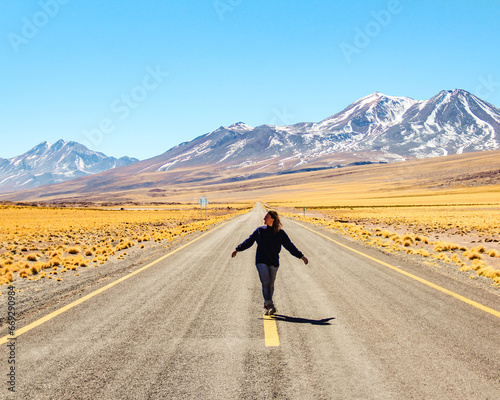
[289,220,500,320]
[1,216,239,346]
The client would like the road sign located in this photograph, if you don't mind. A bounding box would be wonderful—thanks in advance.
[199,196,209,219]
[199,196,209,207]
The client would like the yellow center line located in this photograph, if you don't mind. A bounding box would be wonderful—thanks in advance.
[258,209,281,346]
[1,219,233,346]
[263,314,280,346]
[290,220,500,320]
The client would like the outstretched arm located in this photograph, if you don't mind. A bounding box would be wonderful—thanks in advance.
[231,229,258,258]
[282,230,307,264]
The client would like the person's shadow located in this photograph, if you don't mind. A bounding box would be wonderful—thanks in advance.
[269,315,335,325]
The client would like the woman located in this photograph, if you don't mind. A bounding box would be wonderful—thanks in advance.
[231,210,308,315]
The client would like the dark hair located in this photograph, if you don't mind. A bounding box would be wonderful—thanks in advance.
[267,210,282,232]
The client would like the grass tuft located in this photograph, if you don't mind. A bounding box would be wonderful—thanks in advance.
[67,246,81,254]
[26,253,38,261]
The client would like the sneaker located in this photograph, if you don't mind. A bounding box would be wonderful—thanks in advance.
[268,306,277,315]
[263,305,270,315]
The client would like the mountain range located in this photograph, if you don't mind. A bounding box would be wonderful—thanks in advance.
[144,89,500,177]
[1,89,499,198]
[0,140,138,193]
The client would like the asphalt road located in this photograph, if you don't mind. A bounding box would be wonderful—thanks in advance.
[3,205,500,399]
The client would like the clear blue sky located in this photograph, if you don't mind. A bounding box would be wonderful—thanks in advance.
[1,0,499,160]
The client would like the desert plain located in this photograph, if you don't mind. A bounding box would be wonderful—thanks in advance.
[1,150,499,303]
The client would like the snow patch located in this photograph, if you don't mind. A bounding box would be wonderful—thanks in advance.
[218,139,248,163]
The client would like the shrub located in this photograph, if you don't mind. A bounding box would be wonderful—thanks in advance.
[434,241,459,252]
[49,257,62,267]
[471,259,487,271]
[67,246,81,254]
[475,246,486,254]
[464,250,482,260]
[19,268,31,278]
[487,249,499,257]
[390,234,401,241]
[74,255,87,267]
[401,234,413,242]
[30,263,43,275]
[116,239,134,251]
[11,261,29,272]
[1,272,13,284]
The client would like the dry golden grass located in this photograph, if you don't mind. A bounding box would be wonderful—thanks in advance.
[434,241,459,252]
[67,246,81,254]
[292,205,500,239]
[26,253,38,261]
[284,203,500,287]
[488,249,500,257]
[0,204,248,288]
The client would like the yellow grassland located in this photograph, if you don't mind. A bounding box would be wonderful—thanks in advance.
[278,204,500,287]
[0,204,249,289]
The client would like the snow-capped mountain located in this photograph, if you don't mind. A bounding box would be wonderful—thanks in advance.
[378,90,500,157]
[143,89,500,176]
[2,89,499,198]
[0,140,138,193]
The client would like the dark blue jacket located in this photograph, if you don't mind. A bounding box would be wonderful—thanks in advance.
[236,225,303,267]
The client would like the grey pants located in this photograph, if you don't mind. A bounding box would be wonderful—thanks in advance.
[256,263,278,307]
